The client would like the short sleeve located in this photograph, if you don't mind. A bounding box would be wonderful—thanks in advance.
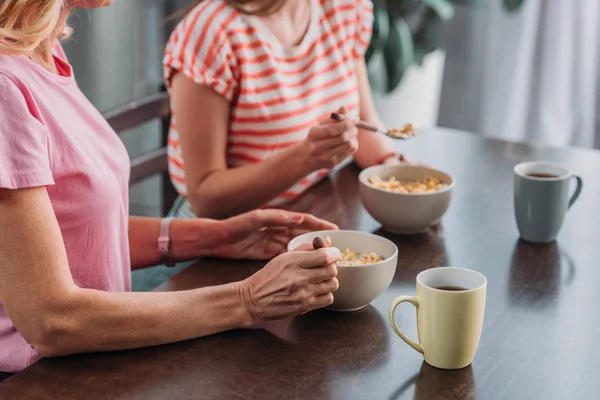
[163,5,238,102]
[354,0,374,59]
[0,75,54,189]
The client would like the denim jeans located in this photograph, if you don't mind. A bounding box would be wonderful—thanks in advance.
[0,371,14,383]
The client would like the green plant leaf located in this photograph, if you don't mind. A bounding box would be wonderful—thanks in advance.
[423,0,455,20]
[383,17,414,93]
[413,10,443,64]
[449,0,485,6]
[504,0,525,12]
[366,3,390,63]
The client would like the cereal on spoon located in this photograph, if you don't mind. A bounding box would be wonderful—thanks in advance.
[387,123,417,139]
[334,106,417,140]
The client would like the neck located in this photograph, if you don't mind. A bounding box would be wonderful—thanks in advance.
[31,8,71,68]
[269,0,306,19]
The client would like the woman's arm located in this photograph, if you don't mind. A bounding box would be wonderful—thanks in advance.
[0,187,251,357]
[128,209,337,269]
[171,74,357,219]
[353,58,400,168]
[0,187,338,357]
[128,216,223,270]
[172,74,310,218]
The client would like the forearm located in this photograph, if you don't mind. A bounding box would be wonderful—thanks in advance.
[36,283,252,357]
[128,216,224,269]
[190,146,308,218]
[354,58,396,168]
[354,128,395,168]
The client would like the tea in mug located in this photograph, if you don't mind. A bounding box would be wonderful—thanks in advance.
[526,173,560,179]
[433,286,467,291]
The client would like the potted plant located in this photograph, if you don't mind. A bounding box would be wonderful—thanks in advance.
[367,0,525,126]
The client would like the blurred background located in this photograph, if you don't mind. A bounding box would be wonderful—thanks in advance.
[62,0,600,218]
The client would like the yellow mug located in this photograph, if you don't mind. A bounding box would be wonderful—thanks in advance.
[389,267,487,370]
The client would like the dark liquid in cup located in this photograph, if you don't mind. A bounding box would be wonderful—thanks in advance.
[434,286,467,291]
[527,173,560,179]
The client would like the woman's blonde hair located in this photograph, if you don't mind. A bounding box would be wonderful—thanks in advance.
[0,0,68,55]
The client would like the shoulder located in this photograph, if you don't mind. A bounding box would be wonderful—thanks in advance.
[166,0,243,54]
[0,52,27,85]
[0,72,24,101]
[317,0,373,39]
[0,57,36,110]
[318,0,373,19]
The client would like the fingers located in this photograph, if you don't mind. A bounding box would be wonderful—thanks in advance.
[318,118,337,126]
[289,236,332,253]
[294,214,338,231]
[306,263,338,283]
[309,293,335,310]
[309,120,356,140]
[310,139,357,168]
[327,138,359,156]
[308,136,358,169]
[250,209,304,228]
[312,278,339,295]
[312,132,359,151]
[291,242,314,252]
[252,210,338,233]
[289,247,341,269]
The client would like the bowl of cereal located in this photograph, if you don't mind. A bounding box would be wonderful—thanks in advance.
[288,230,398,312]
[359,165,454,234]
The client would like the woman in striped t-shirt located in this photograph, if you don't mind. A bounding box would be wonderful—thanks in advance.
[164,0,408,219]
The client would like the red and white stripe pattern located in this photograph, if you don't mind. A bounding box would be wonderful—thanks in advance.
[164,0,373,207]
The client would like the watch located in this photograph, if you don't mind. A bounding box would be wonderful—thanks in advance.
[158,218,175,267]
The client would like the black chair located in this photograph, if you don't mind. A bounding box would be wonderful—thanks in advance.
[103,91,178,216]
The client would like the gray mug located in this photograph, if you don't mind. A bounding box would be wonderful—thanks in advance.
[514,161,583,243]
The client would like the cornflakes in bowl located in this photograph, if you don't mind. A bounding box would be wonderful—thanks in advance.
[359,165,455,234]
[288,230,398,312]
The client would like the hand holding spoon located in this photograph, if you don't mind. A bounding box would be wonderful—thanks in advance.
[330,112,417,140]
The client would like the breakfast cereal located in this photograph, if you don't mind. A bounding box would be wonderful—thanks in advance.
[387,124,417,138]
[369,176,448,194]
[338,248,384,266]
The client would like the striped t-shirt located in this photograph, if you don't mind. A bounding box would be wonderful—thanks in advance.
[163,0,373,206]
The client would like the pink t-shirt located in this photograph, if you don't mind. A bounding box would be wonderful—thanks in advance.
[0,43,132,372]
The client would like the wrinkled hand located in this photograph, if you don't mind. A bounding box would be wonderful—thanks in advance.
[215,209,338,260]
[296,117,359,171]
[240,244,341,322]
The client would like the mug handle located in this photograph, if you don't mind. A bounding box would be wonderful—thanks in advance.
[568,175,583,209]
[389,296,424,354]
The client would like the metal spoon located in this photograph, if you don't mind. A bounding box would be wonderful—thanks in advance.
[330,112,416,140]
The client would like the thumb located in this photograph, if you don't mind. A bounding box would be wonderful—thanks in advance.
[289,236,331,252]
[290,243,314,252]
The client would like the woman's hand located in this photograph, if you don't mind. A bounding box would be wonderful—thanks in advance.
[215,209,338,260]
[239,245,341,322]
[292,117,359,173]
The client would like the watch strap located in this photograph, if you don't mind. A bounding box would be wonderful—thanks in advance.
[158,218,175,267]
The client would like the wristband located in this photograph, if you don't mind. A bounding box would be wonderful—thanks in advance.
[158,218,175,267]
[376,152,406,165]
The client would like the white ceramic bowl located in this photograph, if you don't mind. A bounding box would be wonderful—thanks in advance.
[359,165,455,234]
[287,230,398,312]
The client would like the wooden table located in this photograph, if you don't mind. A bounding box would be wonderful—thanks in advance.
[2,129,600,399]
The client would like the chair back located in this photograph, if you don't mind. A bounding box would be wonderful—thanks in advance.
[103,91,177,216]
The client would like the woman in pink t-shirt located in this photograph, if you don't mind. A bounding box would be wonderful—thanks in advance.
[0,0,342,378]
